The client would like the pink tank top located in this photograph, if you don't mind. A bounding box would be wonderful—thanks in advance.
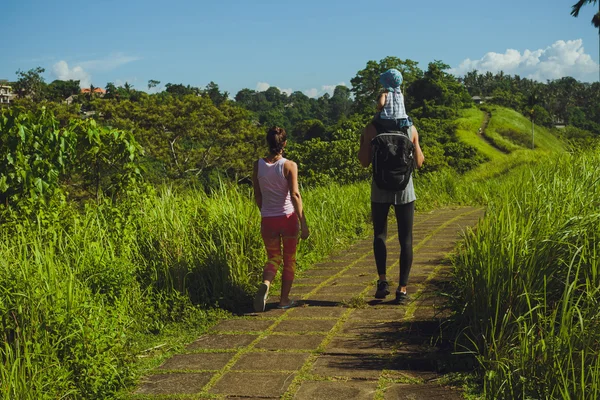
[257,158,294,217]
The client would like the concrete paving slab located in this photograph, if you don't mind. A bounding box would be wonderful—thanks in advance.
[288,306,346,318]
[328,275,374,285]
[383,383,463,399]
[340,267,373,277]
[325,336,393,355]
[210,372,295,397]
[311,354,387,379]
[232,352,309,371]
[135,372,213,395]
[340,320,396,335]
[186,334,258,351]
[211,319,274,333]
[348,308,406,321]
[314,284,365,295]
[254,334,326,351]
[294,277,327,285]
[290,285,318,295]
[301,294,347,304]
[300,269,334,278]
[158,353,234,371]
[293,380,378,400]
[274,319,337,333]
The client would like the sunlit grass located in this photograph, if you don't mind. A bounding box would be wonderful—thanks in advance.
[451,146,600,399]
[0,181,372,398]
[486,106,565,153]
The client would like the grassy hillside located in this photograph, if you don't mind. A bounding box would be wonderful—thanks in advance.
[486,106,565,153]
[455,106,565,176]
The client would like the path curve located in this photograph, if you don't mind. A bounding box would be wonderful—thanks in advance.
[478,111,509,154]
[133,206,485,399]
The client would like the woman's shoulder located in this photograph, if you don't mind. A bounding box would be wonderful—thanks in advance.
[283,158,297,167]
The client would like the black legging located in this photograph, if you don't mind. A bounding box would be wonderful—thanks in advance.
[372,201,414,287]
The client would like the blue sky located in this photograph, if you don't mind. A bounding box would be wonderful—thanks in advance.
[2,0,598,97]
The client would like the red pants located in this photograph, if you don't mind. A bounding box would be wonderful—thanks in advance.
[261,213,299,281]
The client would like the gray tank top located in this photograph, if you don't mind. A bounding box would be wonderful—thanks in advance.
[370,126,416,205]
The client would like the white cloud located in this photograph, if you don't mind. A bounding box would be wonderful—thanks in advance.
[255,81,348,98]
[256,82,271,91]
[321,82,347,96]
[51,52,140,88]
[256,82,293,95]
[51,60,91,88]
[303,82,347,98]
[450,39,598,82]
[303,88,318,98]
[79,52,140,72]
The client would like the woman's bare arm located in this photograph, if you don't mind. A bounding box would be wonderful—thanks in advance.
[252,160,262,209]
[284,160,309,239]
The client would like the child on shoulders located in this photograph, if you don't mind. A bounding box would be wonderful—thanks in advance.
[374,68,413,132]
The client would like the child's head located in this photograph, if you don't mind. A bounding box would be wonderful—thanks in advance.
[380,69,403,92]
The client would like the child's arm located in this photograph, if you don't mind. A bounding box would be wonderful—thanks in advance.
[377,92,387,111]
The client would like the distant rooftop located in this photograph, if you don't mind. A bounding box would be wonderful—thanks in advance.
[81,87,106,94]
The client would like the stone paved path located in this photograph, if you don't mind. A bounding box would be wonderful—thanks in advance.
[132,206,484,399]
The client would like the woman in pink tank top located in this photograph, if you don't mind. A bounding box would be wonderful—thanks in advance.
[252,126,310,312]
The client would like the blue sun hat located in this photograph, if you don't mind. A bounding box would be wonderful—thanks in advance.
[379,69,403,92]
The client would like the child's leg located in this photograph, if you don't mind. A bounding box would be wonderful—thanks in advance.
[261,217,283,283]
[280,214,299,305]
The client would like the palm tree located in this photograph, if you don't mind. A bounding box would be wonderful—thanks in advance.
[571,0,600,81]
[571,0,599,27]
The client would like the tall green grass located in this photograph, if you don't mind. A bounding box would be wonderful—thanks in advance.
[0,182,371,399]
[451,146,600,399]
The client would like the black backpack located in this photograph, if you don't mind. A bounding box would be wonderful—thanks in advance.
[370,119,415,191]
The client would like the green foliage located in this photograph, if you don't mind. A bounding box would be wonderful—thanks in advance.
[0,179,373,398]
[291,119,327,142]
[452,147,600,399]
[45,79,81,102]
[93,94,264,182]
[0,107,76,212]
[409,61,473,116]
[73,119,143,201]
[0,107,143,218]
[486,106,565,153]
[350,56,423,115]
[461,71,600,135]
[13,67,46,101]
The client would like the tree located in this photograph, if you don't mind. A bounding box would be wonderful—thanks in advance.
[105,82,118,99]
[164,83,201,96]
[291,120,327,143]
[46,80,80,102]
[350,57,423,115]
[204,81,229,106]
[147,79,161,91]
[328,85,352,122]
[13,67,46,101]
[571,0,600,81]
[93,94,264,181]
[571,0,600,27]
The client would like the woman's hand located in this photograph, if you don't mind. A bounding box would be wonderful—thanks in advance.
[300,223,310,240]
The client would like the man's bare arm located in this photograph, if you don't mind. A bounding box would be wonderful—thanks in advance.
[358,124,377,167]
[411,126,425,168]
